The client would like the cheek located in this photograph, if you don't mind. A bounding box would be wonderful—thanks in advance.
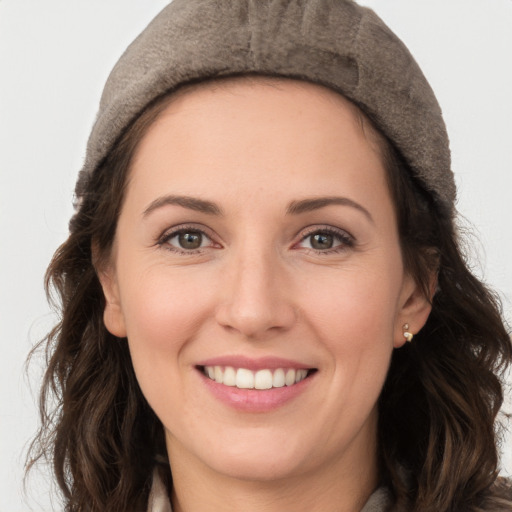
[303,263,400,344]
[117,265,213,393]
[301,263,401,404]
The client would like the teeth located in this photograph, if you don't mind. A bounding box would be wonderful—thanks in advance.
[285,369,296,386]
[203,366,310,389]
[295,369,308,383]
[223,366,236,386]
[236,368,254,389]
[254,369,273,390]
[272,368,285,388]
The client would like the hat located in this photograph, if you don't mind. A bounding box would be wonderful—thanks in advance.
[78,0,455,216]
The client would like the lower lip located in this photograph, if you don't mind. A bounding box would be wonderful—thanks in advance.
[199,370,315,412]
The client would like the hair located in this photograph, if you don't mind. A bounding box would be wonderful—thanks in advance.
[27,75,512,512]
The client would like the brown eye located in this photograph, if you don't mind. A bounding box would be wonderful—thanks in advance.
[178,231,203,249]
[162,228,212,252]
[310,233,334,250]
[296,228,354,253]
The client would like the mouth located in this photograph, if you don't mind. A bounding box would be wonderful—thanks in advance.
[198,365,317,390]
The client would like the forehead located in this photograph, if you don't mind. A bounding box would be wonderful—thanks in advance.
[156,76,373,133]
[131,75,385,168]
[122,76,394,226]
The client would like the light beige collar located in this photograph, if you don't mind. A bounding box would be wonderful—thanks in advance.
[147,469,172,512]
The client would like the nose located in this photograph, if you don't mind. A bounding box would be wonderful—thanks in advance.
[215,247,297,339]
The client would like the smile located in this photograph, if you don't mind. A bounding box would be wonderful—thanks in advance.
[201,366,312,390]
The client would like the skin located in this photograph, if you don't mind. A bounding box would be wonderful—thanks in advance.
[99,78,433,512]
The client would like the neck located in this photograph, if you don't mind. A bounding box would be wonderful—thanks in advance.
[166,427,379,512]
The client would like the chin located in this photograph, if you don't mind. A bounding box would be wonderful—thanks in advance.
[206,450,309,482]
[169,426,315,482]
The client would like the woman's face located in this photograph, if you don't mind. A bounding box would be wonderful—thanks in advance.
[100,78,431,484]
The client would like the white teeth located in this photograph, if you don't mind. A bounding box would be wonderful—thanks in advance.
[203,365,310,389]
[236,368,254,389]
[285,369,296,386]
[296,369,308,383]
[272,368,285,388]
[223,366,236,386]
[254,369,273,390]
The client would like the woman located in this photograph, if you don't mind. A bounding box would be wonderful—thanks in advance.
[27,0,512,510]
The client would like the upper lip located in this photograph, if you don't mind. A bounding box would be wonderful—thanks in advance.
[195,355,315,371]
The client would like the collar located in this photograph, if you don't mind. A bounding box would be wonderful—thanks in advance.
[147,468,172,512]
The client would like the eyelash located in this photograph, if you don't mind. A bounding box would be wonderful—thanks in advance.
[156,224,355,255]
[157,224,217,255]
[296,226,355,254]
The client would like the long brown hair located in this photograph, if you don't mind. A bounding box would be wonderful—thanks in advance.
[377,140,512,511]
[27,77,512,511]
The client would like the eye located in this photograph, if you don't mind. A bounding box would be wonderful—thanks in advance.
[158,226,217,253]
[175,231,205,250]
[296,227,354,253]
[308,232,337,250]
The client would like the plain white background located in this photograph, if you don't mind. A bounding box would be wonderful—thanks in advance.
[1,1,511,510]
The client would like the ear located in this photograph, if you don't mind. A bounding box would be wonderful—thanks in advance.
[92,245,127,338]
[393,271,437,348]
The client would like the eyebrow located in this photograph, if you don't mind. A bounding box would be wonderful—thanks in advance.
[286,196,374,223]
[142,194,373,223]
[143,195,223,217]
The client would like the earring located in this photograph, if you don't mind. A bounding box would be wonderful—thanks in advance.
[403,323,414,342]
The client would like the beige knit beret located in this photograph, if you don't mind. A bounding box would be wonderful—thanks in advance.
[78,0,456,216]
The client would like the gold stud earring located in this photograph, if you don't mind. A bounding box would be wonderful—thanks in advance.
[403,323,414,342]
